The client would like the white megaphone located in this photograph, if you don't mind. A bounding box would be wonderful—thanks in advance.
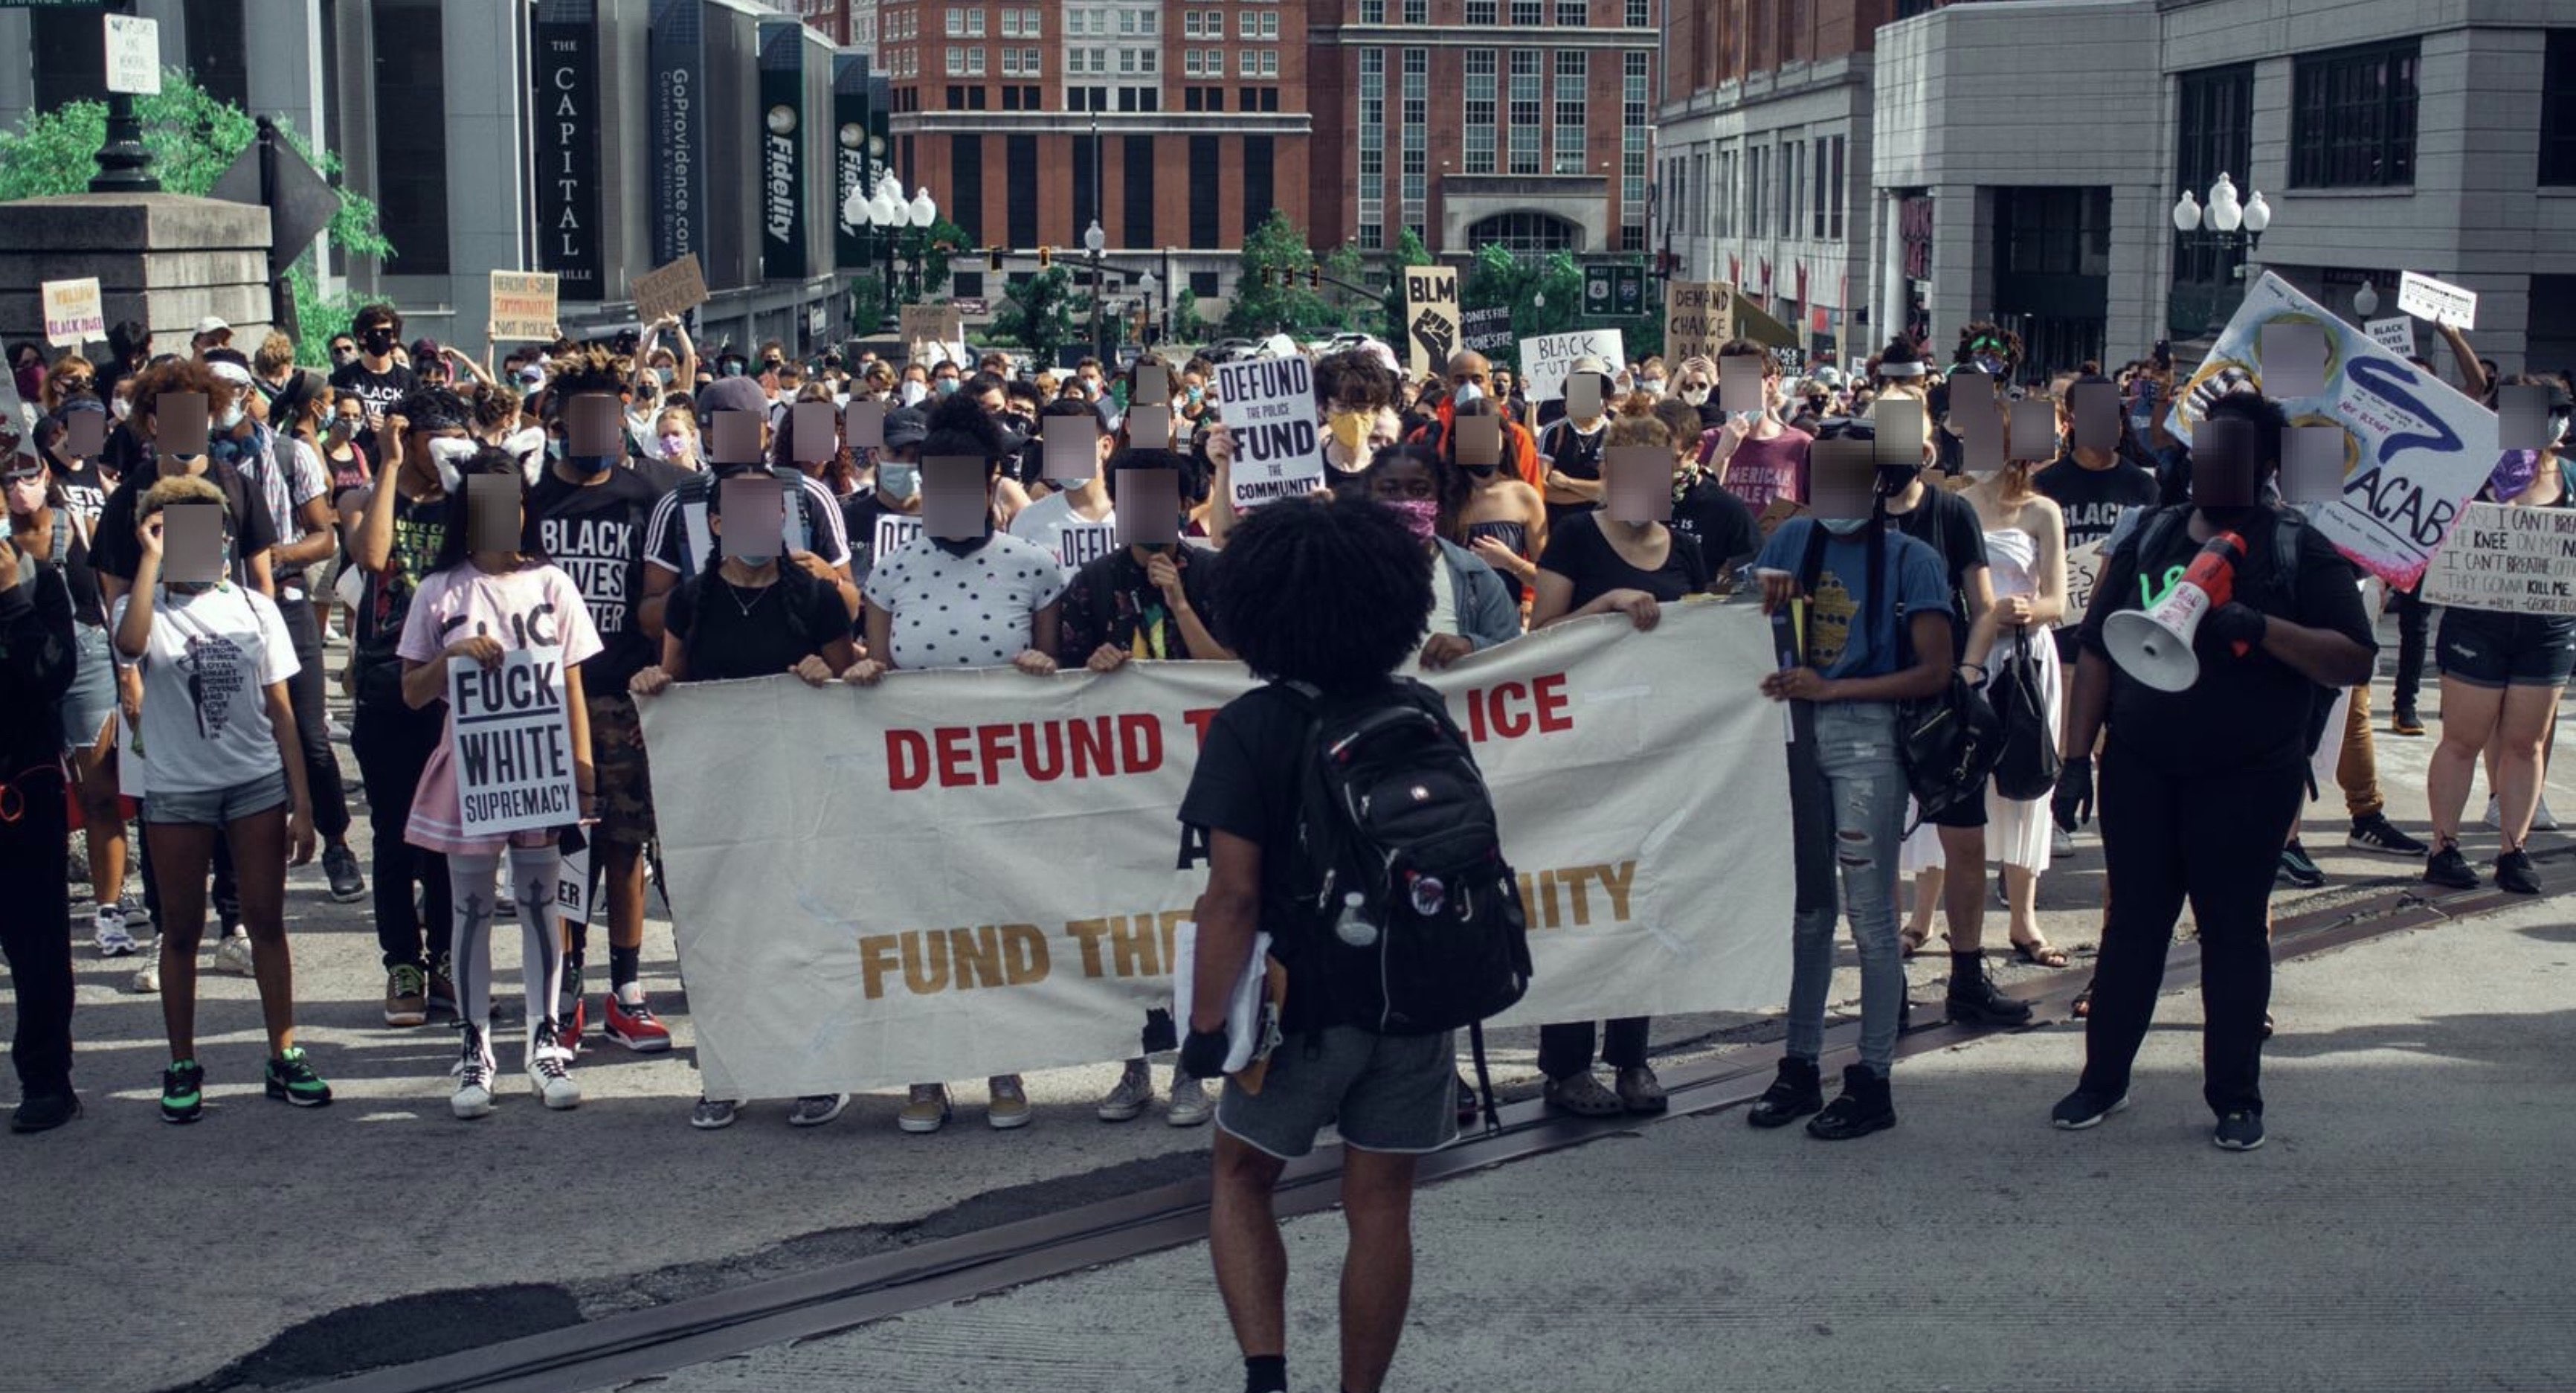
[2104,532,2249,693]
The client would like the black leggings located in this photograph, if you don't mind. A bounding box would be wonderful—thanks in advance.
[350,693,451,970]
[275,596,352,841]
[2391,583,2431,712]
[1,768,74,1095]
[1539,1018,1650,1078]
[2081,741,2304,1118]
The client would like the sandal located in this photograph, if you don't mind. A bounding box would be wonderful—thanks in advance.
[1899,924,1939,959]
[2070,980,2095,1019]
[2011,936,2070,968]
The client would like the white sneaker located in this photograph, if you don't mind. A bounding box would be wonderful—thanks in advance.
[2051,826,2076,858]
[1165,1075,1214,1128]
[211,931,256,977]
[130,938,162,994]
[451,1024,496,1120]
[2487,794,2560,832]
[1096,1063,1153,1122]
[525,1020,581,1110]
[94,904,139,958]
[327,718,352,742]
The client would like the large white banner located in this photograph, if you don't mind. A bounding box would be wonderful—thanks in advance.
[640,602,1796,1099]
[2169,272,2500,588]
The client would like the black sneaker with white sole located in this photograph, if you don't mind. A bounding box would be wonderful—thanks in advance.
[2276,841,2326,889]
[2345,813,2427,858]
[2213,1110,2266,1151]
[2050,1088,2130,1130]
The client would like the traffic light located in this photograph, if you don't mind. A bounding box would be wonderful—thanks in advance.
[1038,246,1054,269]
[988,245,1004,271]
[1309,266,1322,290]
[1260,267,1276,288]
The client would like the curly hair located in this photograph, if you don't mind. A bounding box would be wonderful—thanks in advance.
[1314,348,1400,414]
[1214,495,1432,692]
[1362,442,1472,543]
[129,357,234,430]
[921,390,1007,469]
[546,346,627,402]
[390,385,474,434]
[1953,321,2024,373]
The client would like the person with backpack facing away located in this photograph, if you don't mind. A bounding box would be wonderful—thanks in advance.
[1743,448,1957,1141]
[2049,391,2375,1151]
[1178,493,1527,1393]
[631,474,860,1130]
[0,505,83,1131]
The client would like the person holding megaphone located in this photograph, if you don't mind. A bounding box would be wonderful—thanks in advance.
[2050,391,2377,1154]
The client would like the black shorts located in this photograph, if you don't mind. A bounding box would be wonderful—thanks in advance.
[2438,609,2576,690]
[1925,794,1989,830]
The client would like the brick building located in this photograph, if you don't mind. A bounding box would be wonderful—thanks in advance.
[876,0,1314,289]
[1305,0,1660,257]
[1657,0,1897,367]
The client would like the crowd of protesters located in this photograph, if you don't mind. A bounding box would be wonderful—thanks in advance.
[3,301,2569,1392]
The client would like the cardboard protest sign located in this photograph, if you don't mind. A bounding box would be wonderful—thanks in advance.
[42,278,106,348]
[1458,305,1515,358]
[2062,539,2107,621]
[2365,317,2416,358]
[1664,281,1733,363]
[631,254,709,324]
[1215,356,1324,510]
[2421,502,2576,616]
[900,303,965,365]
[2398,271,2476,329]
[489,271,561,342]
[1517,329,1625,403]
[2167,272,2499,588]
[448,647,579,837]
[1401,266,1461,379]
[639,601,1794,1098]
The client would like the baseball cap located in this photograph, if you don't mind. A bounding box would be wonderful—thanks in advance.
[193,315,232,339]
[411,338,445,366]
[696,376,770,421]
[882,405,931,451]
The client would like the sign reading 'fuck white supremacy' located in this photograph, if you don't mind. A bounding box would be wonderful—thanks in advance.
[639,602,1797,1099]
[448,647,579,837]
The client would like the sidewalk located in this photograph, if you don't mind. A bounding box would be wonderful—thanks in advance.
[643,894,2576,1393]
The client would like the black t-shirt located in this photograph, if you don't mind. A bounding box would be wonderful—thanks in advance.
[630,454,693,495]
[1538,417,1608,530]
[2035,454,2162,552]
[1671,477,1760,573]
[89,457,280,591]
[2079,508,2374,773]
[1537,511,1711,609]
[329,358,417,456]
[1176,678,1458,1034]
[664,570,847,682]
[1056,545,1223,663]
[531,466,664,696]
[1887,484,1988,657]
[46,454,112,528]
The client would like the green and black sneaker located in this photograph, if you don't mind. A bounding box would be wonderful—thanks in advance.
[263,1048,333,1109]
[161,1060,205,1125]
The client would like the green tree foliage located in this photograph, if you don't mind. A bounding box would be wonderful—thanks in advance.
[990,266,1082,366]
[915,218,969,297]
[1223,210,1345,338]
[1459,245,1585,362]
[0,71,394,367]
[1168,286,1208,345]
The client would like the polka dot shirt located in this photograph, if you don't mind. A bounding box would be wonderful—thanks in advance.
[864,532,1069,669]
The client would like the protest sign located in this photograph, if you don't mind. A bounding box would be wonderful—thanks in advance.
[2063,539,2107,620]
[2398,271,2476,329]
[2365,316,2415,358]
[1401,266,1461,379]
[41,277,105,348]
[2166,272,2499,588]
[1459,305,1515,359]
[1664,281,1733,362]
[2421,501,2576,616]
[640,601,1794,1098]
[447,647,579,838]
[901,303,966,365]
[489,271,561,342]
[1518,329,1626,403]
[1215,356,1324,510]
[631,254,709,324]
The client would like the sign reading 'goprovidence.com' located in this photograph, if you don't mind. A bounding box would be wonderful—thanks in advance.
[639,602,1797,1100]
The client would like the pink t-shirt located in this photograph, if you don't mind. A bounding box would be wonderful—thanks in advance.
[1699,425,1814,510]
[396,562,604,855]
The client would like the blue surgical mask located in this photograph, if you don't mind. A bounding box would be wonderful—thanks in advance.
[879,463,920,501]
[935,379,959,396]
[1820,517,1872,537]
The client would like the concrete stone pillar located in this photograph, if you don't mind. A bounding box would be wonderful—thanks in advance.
[0,194,274,358]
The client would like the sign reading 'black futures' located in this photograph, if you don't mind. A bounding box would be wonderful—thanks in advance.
[758,19,806,282]
[533,0,603,295]
[648,0,706,271]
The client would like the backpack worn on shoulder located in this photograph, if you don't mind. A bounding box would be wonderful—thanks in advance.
[1283,679,1532,1130]
[1989,628,2061,802]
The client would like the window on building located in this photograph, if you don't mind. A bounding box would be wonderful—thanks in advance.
[1140,9,1156,33]
[1360,48,1386,248]
[1464,50,1498,175]
[1118,7,1135,33]
[1827,135,1846,239]
[1001,8,1020,36]
[1690,151,1708,236]
[1263,86,1279,111]
[1466,210,1579,251]
[1002,83,1022,108]
[951,133,983,242]
[1260,51,1277,77]
[1405,0,1428,22]
[1025,48,1042,74]
[1620,225,1643,251]
[1125,133,1156,245]
[1511,0,1542,22]
[966,7,984,36]
[1185,83,1203,109]
[1261,13,1279,38]
[1625,0,1648,25]
[1007,134,1039,248]
[367,0,449,276]
[1552,50,1586,175]
[1185,48,1202,76]
[1812,138,1829,239]
[2174,62,2255,289]
[1243,50,1259,77]
[1402,48,1429,225]
[1185,10,1202,37]
[1142,48,1157,73]
[1361,0,1384,21]
[1118,48,1136,73]
[945,6,962,36]
[2543,30,2576,185]
[947,45,963,74]
[1246,135,1277,238]
[1072,133,1098,245]
[1509,51,1542,174]
[1556,0,1585,24]
[1240,10,1255,36]
[1468,0,1496,21]
[1623,51,1649,231]
[967,47,985,75]
[1190,135,1222,248]
[1748,144,1766,239]
[1191,269,1221,298]
[1002,48,1022,75]
[2290,39,2418,187]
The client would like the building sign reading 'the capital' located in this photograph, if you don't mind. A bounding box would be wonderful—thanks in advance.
[532,0,603,295]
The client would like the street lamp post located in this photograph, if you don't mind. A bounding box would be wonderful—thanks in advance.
[90,0,159,193]
[2354,280,2380,318]
[1137,269,1159,347]
[1085,218,1108,361]
[2171,172,2273,263]
[907,186,938,304]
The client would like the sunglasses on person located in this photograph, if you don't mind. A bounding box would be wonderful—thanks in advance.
[54,374,93,393]
[329,342,357,358]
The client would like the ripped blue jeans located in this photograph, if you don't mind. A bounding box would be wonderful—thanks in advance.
[1783,701,1908,1075]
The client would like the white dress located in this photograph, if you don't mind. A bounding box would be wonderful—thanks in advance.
[1901,526,2064,875]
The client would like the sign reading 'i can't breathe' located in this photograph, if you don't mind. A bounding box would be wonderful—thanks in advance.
[448,646,580,837]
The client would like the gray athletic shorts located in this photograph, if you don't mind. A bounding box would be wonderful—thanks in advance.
[1217,1025,1459,1159]
[144,769,289,827]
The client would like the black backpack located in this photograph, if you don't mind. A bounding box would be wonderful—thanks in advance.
[1989,629,2062,801]
[1284,680,1532,1128]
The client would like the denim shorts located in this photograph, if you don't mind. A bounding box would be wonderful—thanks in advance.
[1217,1025,1459,1159]
[2439,608,2576,689]
[144,769,290,827]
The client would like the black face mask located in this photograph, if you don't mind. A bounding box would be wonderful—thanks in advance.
[1463,461,1499,477]
[1875,462,1921,497]
[361,329,397,354]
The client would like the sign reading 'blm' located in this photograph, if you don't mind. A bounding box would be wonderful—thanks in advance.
[1216,356,1324,511]
[448,647,579,838]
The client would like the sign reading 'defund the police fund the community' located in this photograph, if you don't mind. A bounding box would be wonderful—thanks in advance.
[1216,356,1324,511]
[448,646,579,838]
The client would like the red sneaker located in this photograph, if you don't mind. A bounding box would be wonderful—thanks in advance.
[604,994,672,1052]
[559,994,587,1052]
